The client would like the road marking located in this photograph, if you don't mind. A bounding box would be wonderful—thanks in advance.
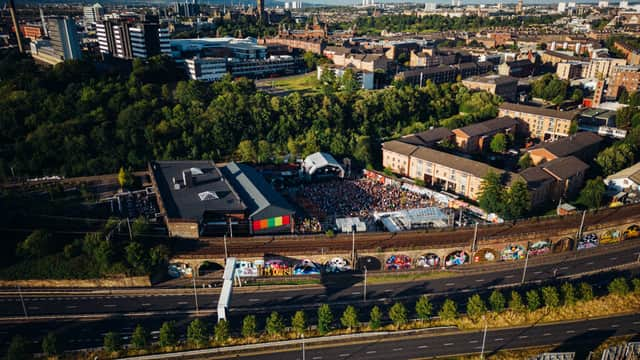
[475,279,485,282]
[141,303,151,306]
[543,333,552,336]
[248,298,260,302]
[611,324,620,328]
[365,351,376,354]
[445,283,455,286]
[384,289,393,293]
[178,302,188,305]
[418,345,429,349]
[104,304,116,308]
[588,327,598,331]
[586,261,594,265]
[633,321,640,325]
[392,348,403,351]
[66,305,77,309]
[351,292,361,295]
[312,357,323,360]
[339,354,350,357]
[533,271,542,275]
[283,297,292,300]
[444,343,454,346]
[28,306,39,310]
[566,330,576,334]
[505,275,515,278]
[609,257,617,261]
[469,340,478,344]
[518,335,529,339]
[495,338,504,341]
[560,266,569,270]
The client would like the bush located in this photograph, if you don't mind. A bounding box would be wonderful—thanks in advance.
[541,286,560,308]
[291,310,307,335]
[526,289,541,311]
[130,325,149,349]
[242,315,257,338]
[508,291,525,312]
[159,321,178,347]
[389,302,408,327]
[266,311,285,337]
[608,277,630,296]
[466,294,487,320]
[579,282,594,301]
[632,278,640,293]
[369,306,382,329]
[488,290,505,312]
[561,283,576,306]
[187,318,209,348]
[103,332,122,353]
[7,335,28,360]
[214,319,230,343]
[317,304,333,335]
[340,305,360,330]
[439,299,458,321]
[415,296,433,321]
[42,332,60,356]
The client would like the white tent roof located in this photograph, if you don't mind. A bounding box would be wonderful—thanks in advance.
[303,152,345,178]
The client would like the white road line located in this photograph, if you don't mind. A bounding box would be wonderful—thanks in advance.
[365,351,377,354]
[392,348,403,351]
[178,302,188,305]
[533,271,542,275]
[586,261,594,265]
[543,333,552,336]
[141,303,151,306]
[559,266,569,270]
[351,292,361,295]
[339,354,350,357]
[469,340,478,344]
[518,335,528,339]
[283,297,292,300]
[248,298,260,302]
[444,343,454,346]
[505,275,515,278]
[611,324,620,328]
[495,338,504,341]
[566,330,576,334]
[384,289,393,293]
[418,345,429,349]
[609,257,617,261]
[312,357,323,360]
[103,304,117,308]
[588,327,598,331]
[475,279,485,282]
[633,321,640,325]
[66,305,77,309]
[445,283,455,286]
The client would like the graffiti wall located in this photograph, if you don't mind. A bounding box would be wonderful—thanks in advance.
[529,241,551,256]
[501,244,526,260]
[445,251,469,266]
[624,225,639,240]
[553,237,574,253]
[578,233,599,250]
[325,257,351,273]
[600,230,621,245]
[385,254,412,270]
[416,253,441,268]
[235,260,259,277]
[294,259,321,275]
[474,249,497,262]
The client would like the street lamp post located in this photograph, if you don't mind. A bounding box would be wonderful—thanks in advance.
[521,243,530,285]
[192,271,199,315]
[223,234,228,261]
[351,230,356,265]
[480,315,488,360]
[363,266,367,301]
[17,285,27,319]
[301,333,305,360]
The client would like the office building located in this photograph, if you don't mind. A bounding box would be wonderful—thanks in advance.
[97,19,170,60]
[83,3,104,25]
[46,17,82,61]
[174,0,199,17]
[185,57,227,82]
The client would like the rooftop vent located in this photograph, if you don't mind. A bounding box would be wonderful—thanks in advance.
[198,191,219,201]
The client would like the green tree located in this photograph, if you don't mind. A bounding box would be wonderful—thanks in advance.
[579,282,594,301]
[159,321,178,347]
[214,319,230,343]
[389,302,408,328]
[508,290,525,312]
[561,283,576,306]
[340,305,360,330]
[266,311,285,337]
[478,171,505,215]
[7,335,28,360]
[125,241,148,274]
[576,177,606,209]
[503,180,531,219]
[291,310,307,335]
[488,290,506,313]
[242,315,257,338]
[131,324,150,349]
[518,153,533,170]
[608,277,630,296]
[187,318,209,348]
[16,229,53,258]
[541,286,560,308]
[439,299,458,321]
[596,143,636,176]
[236,140,257,162]
[42,332,60,357]
[632,278,640,293]
[415,296,433,321]
[103,331,122,353]
[490,133,508,153]
[256,140,272,164]
[369,306,382,329]
[317,304,333,335]
[526,289,541,311]
[466,294,487,320]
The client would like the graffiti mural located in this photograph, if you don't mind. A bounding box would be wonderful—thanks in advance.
[474,249,497,262]
[553,237,574,253]
[624,225,640,240]
[356,256,382,271]
[385,255,412,270]
[445,251,469,266]
[600,230,621,245]
[167,263,193,278]
[416,253,441,268]
[325,257,351,273]
[294,259,321,275]
[529,241,551,256]
[502,244,526,260]
[578,233,599,250]
[263,259,293,276]
[235,260,259,277]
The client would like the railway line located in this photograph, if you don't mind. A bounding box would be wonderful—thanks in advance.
[184,203,640,257]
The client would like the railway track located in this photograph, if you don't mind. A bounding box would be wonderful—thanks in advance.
[182,204,640,257]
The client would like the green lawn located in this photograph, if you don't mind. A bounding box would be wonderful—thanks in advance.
[259,73,321,94]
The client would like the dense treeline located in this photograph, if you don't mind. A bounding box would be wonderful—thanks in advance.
[0,52,500,178]
[353,14,563,35]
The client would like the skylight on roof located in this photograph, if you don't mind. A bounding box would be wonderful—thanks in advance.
[198,191,219,201]
[190,167,205,175]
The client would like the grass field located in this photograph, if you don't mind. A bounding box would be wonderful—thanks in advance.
[257,73,320,94]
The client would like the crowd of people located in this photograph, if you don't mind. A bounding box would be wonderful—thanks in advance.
[299,178,430,219]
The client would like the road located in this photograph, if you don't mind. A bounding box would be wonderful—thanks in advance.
[222,313,640,360]
[1,242,639,319]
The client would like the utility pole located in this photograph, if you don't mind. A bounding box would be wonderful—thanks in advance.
[301,333,306,360]
[521,242,530,284]
[363,266,367,301]
[576,210,586,248]
[192,271,199,315]
[480,315,488,360]
[229,218,233,238]
[223,234,228,262]
[17,286,28,319]
[351,230,356,266]
[126,217,133,241]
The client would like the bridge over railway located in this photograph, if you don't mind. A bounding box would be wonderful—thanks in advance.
[172,204,640,274]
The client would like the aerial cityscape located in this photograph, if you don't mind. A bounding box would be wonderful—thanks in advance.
[1,0,640,359]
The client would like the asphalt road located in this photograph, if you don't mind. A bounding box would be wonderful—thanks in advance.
[1,243,639,319]
[224,313,640,360]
